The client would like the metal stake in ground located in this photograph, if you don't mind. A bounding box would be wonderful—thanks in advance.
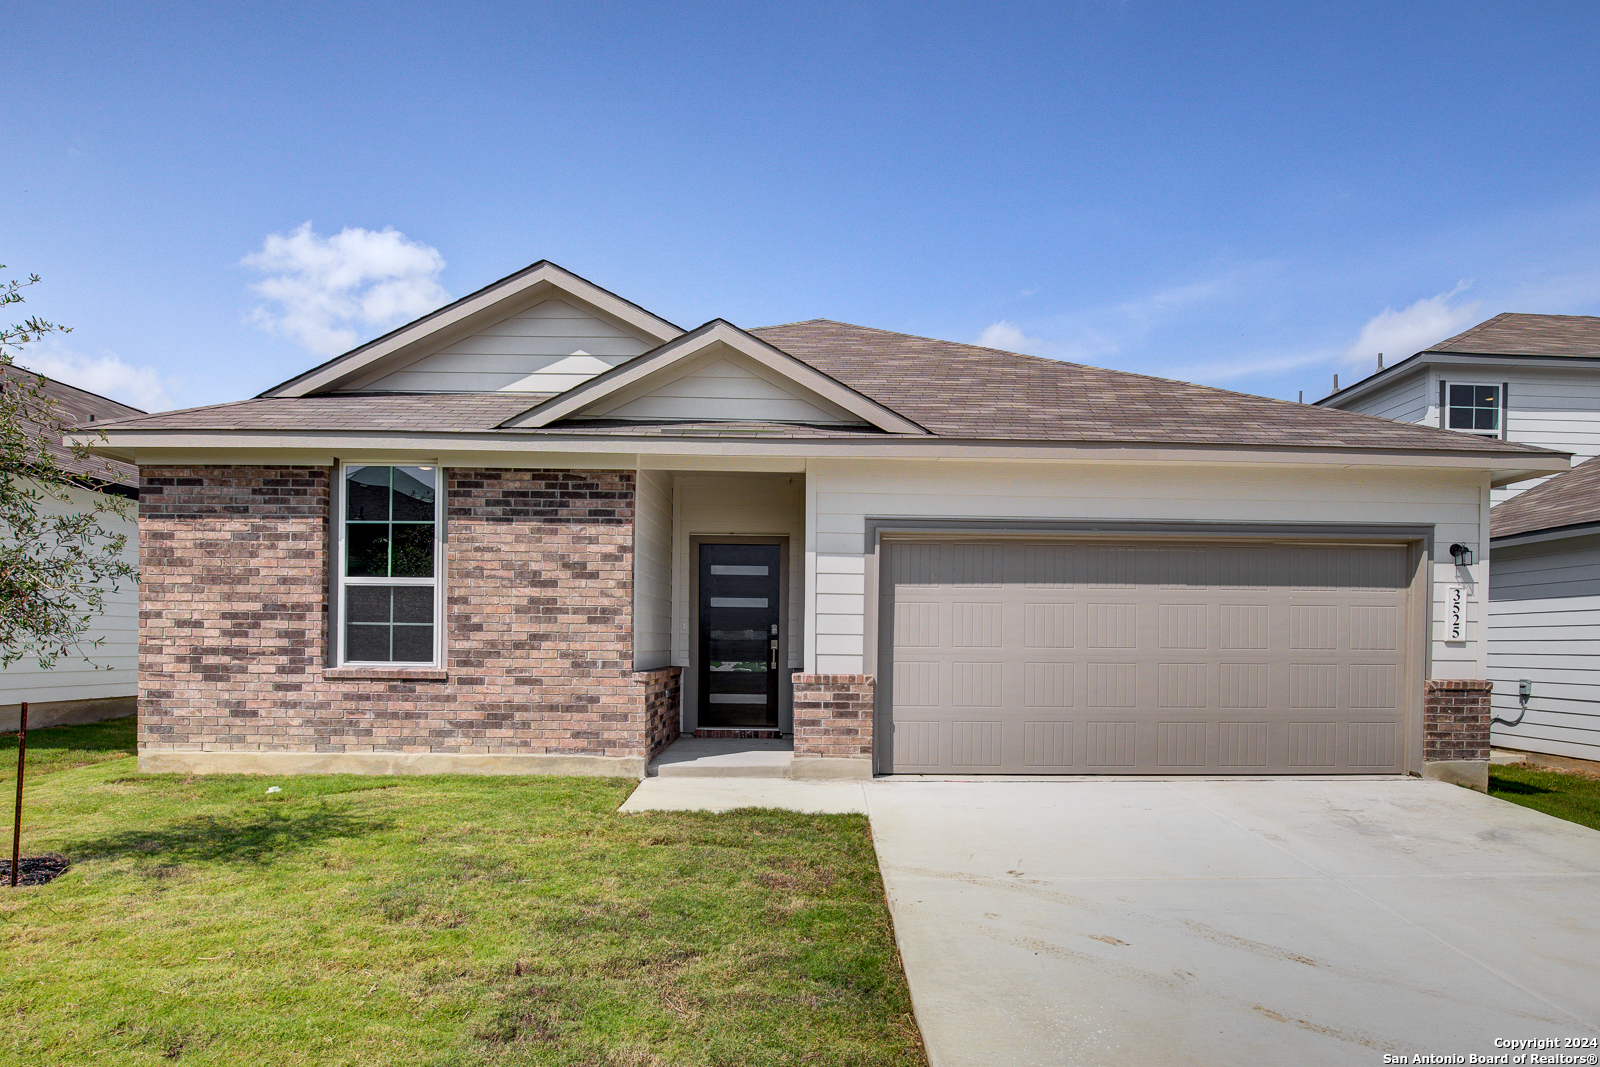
[10,702,25,888]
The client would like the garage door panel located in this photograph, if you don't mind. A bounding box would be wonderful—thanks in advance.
[1023,721,1074,766]
[1157,721,1208,767]
[1024,602,1073,647]
[882,539,1412,775]
[1218,721,1269,767]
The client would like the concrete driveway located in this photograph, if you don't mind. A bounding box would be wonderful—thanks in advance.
[866,778,1600,1066]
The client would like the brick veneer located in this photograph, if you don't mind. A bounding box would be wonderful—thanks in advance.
[636,666,682,760]
[1423,678,1492,763]
[139,466,655,762]
[792,674,874,760]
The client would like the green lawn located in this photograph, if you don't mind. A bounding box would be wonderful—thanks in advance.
[1489,762,1600,832]
[1,719,926,1066]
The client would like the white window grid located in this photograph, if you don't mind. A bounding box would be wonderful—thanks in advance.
[334,461,445,667]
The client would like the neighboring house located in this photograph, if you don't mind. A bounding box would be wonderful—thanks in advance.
[1,364,143,731]
[81,262,1565,788]
[1320,313,1600,765]
[1483,457,1600,764]
[1317,313,1600,503]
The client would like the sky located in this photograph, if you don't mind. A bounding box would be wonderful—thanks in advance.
[6,1,1600,413]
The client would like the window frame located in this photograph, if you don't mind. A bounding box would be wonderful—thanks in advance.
[1443,381,1503,438]
[333,460,446,668]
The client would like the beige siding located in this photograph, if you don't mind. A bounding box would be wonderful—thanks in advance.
[633,469,673,670]
[1338,370,1429,423]
[804,459,1486,685]
[356,298,652,392]
[0,484,138,706]
[586,351,860,424]
[1332,365,1597,502]
[672,473,805,728]
[1488,536,1600,761]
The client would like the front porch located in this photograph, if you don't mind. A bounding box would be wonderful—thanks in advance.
[637,467,876,779]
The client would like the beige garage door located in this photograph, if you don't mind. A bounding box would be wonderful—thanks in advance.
[880,539,1416,775]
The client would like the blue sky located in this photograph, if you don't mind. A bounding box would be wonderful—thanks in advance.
[6,1,1600,412]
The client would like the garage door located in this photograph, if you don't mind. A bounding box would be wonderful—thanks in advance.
[880,539,1416,775]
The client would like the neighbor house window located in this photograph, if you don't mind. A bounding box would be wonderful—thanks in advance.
[338,464,441,664]
[1447,384,1500,436]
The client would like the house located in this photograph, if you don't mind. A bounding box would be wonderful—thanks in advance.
[1480,456,1600,765]
[1316,313,1600,503]
[2,364,143,732]
[79,262,1567,788]
[1319,313,1600,767]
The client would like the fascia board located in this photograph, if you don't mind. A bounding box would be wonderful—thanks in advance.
[259,262,685,398]
[1490,523,1600,550]
[1315,355,1426,407]
[498,321,931,434]
[77,430,1572,476]
[1325,352,1600,408]
[1423,352,1600,372]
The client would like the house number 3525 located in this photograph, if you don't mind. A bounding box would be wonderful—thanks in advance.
[1447,584,1466,641]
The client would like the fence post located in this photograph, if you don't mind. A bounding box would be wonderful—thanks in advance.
[10,702,26,888]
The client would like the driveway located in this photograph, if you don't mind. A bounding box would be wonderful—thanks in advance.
[866,778,1600,1066]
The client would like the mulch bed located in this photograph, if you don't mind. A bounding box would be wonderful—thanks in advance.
[0,854,69,887]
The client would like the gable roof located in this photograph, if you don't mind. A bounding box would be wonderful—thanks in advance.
[1429,313,1600,358]
[88,318,1571,467]
[259,261,685,398]
[499,320,929,434]
[1492,455,1600,540]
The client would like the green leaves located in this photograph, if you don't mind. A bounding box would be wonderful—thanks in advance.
[1,266,137,670]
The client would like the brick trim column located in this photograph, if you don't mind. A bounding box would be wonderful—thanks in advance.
[1422,679,1491,791]
[791,674,874,779]
[635,667,682,761]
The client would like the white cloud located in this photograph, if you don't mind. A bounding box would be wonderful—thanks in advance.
[1342,283,1480,369]
[12,344,173,411]
[243,222,449,356]
[977,320,1043,354]
[980,262,1275,367]
[1181,348,1332,383]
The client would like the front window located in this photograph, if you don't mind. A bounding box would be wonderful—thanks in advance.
[1447,384,1500,436]
[339,464,440,664]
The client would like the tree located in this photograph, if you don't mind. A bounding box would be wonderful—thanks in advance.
[1,266,137,671]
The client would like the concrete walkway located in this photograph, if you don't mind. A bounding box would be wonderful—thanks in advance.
[648,736,794,778]
[619,776,868,813]
[867,778,1600,1066]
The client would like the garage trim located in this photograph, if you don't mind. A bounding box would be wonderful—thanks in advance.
[864,520,1433,776]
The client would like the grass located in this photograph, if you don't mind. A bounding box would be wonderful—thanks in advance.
[0,719,926,1066]
[1489,762,1600,832]
[0,715,139,778]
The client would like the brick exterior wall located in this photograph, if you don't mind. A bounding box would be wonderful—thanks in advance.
[636,666,682,760]
[1423,679,1492,763]
[139,466,653,759]
[792,674,874,760]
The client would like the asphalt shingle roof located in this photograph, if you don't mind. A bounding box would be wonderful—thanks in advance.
[1428,313,1600,359]
[91,393,552,433]
[3,362,142,487]
[1492,455,1600,539]
[93,320,1562,457]
[746,321,1557,453]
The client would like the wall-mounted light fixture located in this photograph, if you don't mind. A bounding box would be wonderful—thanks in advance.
[1449,543,1474,566]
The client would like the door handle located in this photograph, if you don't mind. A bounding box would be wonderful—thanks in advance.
[770,639,777,669]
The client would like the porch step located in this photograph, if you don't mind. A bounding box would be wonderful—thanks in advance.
[650,737,794,779]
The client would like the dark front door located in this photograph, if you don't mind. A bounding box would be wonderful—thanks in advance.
[698,543,782,729]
